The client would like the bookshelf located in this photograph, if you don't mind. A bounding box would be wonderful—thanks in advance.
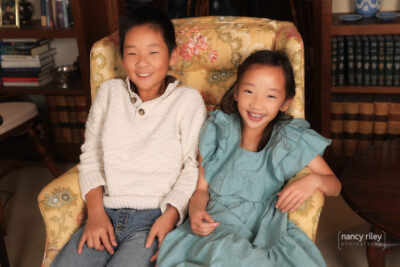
[313,0,400,169]
[0,0,124,161]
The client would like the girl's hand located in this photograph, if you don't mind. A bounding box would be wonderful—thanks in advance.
[77,208,117,255]
[146,206,179,262]
[190,209,219,236]
[276,174,318,213]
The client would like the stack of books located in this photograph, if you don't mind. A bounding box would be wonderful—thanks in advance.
[330,93,400,157]
[331,34,400,86]
[0,38,56,87]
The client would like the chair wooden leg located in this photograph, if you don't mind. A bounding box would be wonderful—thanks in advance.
[26,125,60,178]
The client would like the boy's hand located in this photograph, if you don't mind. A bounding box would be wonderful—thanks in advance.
[77,208,117,255]
[190,209,219,236]
[145,206,179,262]
[276,174,319,213]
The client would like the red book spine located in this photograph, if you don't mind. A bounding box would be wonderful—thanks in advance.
[1,77,39,82]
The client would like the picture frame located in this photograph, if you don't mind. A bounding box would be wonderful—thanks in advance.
[0,0,19,27]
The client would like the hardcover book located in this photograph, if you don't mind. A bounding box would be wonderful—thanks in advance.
[345,35,355,85]
[358,94,374,152]
[343,94,359,157]
[330,93,344,156]
[385,35,394,86]
[373,94,389,145]
[387,94,400,139]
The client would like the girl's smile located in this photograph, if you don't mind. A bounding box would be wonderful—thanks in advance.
[234,64,292,135]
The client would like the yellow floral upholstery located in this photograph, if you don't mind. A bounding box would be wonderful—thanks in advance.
[38,16,322,266]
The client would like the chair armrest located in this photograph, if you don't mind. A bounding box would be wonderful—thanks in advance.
[38,165,86,267]
[287,167,324,243]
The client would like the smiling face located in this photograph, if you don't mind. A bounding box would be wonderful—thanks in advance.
[234,64,292,136]
[121,24,177,101]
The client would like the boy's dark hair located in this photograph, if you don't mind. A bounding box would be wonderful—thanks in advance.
[118,6,177,57]
[220,49,296,151]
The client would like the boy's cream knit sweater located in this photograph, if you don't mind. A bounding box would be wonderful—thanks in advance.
[78,77,207,224]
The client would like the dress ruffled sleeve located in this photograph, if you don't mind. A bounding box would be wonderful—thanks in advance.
[270,118,332,181]
[199,110,232,183]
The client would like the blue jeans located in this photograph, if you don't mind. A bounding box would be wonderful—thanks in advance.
[51,208,161,267]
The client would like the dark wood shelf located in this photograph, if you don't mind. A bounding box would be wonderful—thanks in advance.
[0,80,85,95]
[0,20,78,38]
[332,13,400,35]
[331,86,400,94]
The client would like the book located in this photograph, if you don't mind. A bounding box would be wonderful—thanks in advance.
[330,93,344,156]
[331,36,338,86]
[2,75,53,87]
[0,69,51,78]
[45,0,51,27]
[0,42,51,56]
[394,35,400,86]
[51,0,58,27]
[62,0,69,27]
[385,35,394,86]
[343,94,359,157]
[40,0,47,27]
[1,72,52,83]
[373,94,389,145]
[337,36,345,86]
[0,48,56,61]
[46,96,63,143]
[358,94,374,152]
[362,35,370,85]
[55,0,65,28]
[1,62,55,73]
[369,35,378,86]
[345,35,355,85]
[55,96,72,143]
[377,35,386,86]
[65,96,81,143]
[1,55,54,68]
[387,94,400,139]
[73,96,88,141]
[354,35,363,85]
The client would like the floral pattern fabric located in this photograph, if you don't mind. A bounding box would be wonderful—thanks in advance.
[38,16,318,266]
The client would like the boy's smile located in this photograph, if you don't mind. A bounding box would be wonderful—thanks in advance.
[121,24,177,102]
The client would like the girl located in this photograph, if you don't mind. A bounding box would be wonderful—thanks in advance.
[51,7,206,267]
[157,50,341,266]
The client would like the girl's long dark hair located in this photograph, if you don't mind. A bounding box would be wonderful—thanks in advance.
[220,50,296,151]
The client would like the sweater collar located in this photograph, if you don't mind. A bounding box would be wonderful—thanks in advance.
[125,76,179,103]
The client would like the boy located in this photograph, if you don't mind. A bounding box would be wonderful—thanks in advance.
[52,6,206,267]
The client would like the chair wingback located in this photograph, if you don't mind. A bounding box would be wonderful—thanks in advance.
[90,16,304,117]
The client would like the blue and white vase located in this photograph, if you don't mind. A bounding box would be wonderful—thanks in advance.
[355,0,382,18]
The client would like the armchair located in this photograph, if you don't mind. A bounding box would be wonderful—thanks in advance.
[38,16,324,267]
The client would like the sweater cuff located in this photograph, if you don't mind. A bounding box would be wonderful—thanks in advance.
[78,169,106,201]
[160,189,190,225]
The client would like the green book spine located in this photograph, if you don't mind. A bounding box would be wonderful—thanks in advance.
[354,35,363,85]
[393,35,400,86]
[385,35,394,86]
[362,35,370,85]
[337,36,345,86]
[346,35,355,85]
[369,35,378,86]
[377,35,385,86]
[331,36,338,87]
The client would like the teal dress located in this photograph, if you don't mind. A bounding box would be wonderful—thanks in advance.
[157,110,330,267]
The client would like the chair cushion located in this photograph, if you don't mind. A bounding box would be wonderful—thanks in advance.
[0,102,38,134]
